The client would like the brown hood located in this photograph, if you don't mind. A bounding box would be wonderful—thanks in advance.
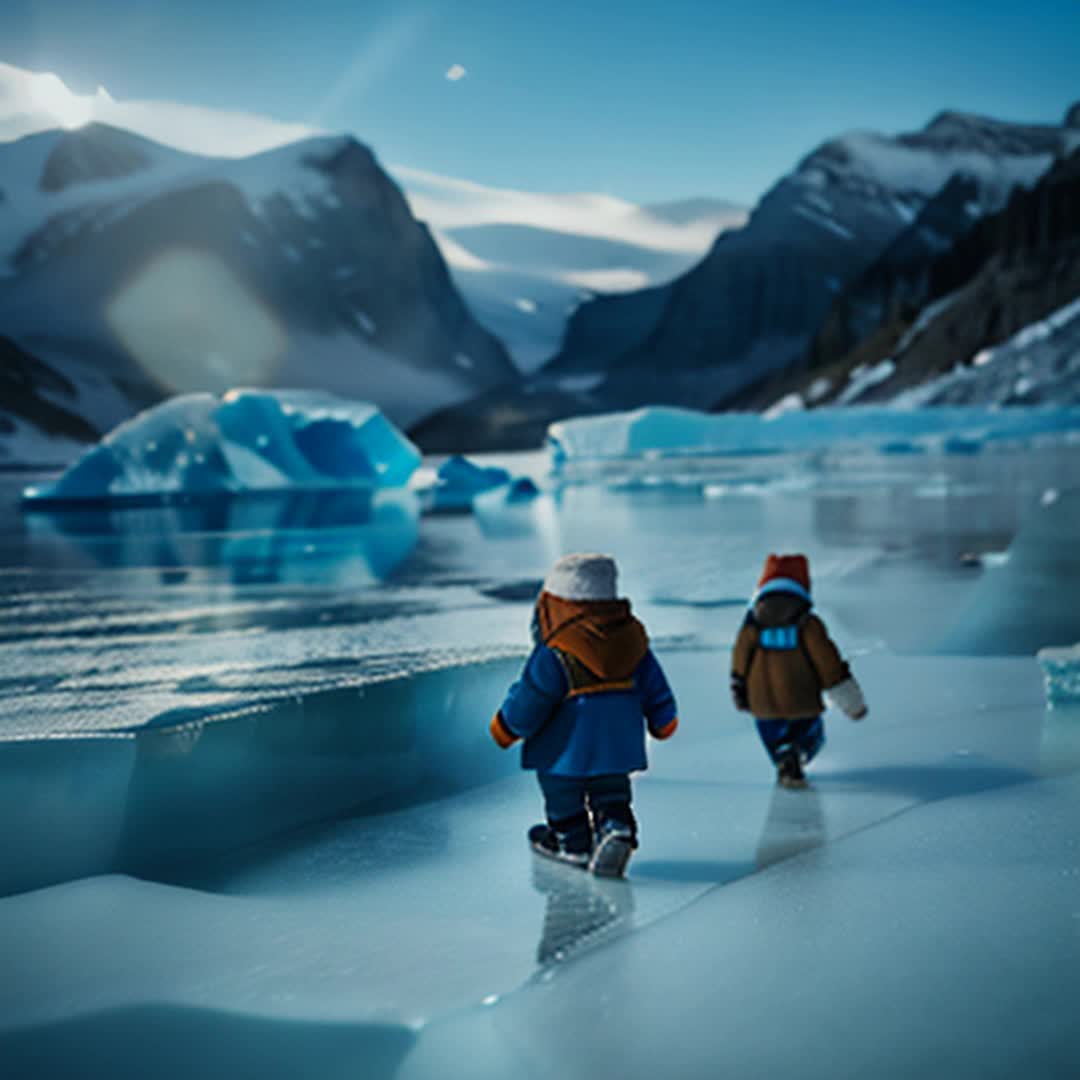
[535,591,648,679]
[752,591,811,628]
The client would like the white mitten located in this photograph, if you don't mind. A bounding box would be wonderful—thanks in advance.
[826,676,867,721]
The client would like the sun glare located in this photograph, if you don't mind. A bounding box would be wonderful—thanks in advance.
[105,248,288,394]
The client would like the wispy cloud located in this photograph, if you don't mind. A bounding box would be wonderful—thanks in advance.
[429,228,493,271]
[394,164,746,254]
[557,268,653,292]
[445,64,467,82]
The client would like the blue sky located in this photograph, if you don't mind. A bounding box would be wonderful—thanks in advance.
[2,0,1078,205]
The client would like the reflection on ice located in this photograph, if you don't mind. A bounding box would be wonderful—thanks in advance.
[473,479,557,542]
[936,487,1080,654]
[754,785,826,870]
[23,489,420,587]
[531,858,635,966]
[1039,706,1080,774]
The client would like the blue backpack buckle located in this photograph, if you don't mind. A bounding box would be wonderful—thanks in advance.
[760,625,799,650]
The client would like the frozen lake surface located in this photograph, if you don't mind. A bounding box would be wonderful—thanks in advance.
[1,445,1079,1078]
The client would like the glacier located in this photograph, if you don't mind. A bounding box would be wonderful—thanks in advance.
[547,404,1080,471]
[21,389,421,504]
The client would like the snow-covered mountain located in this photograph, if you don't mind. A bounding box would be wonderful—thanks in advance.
[761,142,1080,410]
[436,213,743,375]
[0,122,515,463]
[394,166,745,373]
[0,60,318,158]
[413,107,1080,450]
[556,109,1072,398]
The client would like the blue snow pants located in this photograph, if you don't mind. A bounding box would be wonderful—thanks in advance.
[755,716,825,765]
[537,772,636,849]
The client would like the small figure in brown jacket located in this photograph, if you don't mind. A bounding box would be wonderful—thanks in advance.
[731,553,867,788]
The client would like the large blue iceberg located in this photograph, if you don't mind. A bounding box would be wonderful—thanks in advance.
[546,405,1080,468]
[22,390,422,504]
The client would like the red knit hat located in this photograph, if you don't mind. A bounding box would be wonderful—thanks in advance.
[758,553,811,592]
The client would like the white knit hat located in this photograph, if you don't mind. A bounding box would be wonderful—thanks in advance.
[542,553,618,601]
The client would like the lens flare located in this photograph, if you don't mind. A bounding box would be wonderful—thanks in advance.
[105,248,287,394]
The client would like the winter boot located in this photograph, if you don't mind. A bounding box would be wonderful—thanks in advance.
[529,814,591,868]
[589,807,636,878]
[776,749,808,789]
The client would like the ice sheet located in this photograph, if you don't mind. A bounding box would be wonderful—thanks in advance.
[3,444,1080,1077]
[5,449,1078,740]
[1,652,1074,1079]
[403,769,1080,1080]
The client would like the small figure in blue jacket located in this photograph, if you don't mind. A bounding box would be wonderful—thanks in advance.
[490,553,678,877]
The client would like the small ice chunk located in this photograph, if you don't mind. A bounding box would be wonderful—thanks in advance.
[425,455,512,514]
[1038,644,1080,706]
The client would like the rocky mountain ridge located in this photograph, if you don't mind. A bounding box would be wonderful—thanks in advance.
[413,104,1079,450]
[0,123,514,462]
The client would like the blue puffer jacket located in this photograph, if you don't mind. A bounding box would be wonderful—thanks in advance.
[495,645,677,775]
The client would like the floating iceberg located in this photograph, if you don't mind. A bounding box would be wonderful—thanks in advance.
[422,454,513,514]
[22,390,421,504]
[546,405,1080,470]
[1038,644,1080,707]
